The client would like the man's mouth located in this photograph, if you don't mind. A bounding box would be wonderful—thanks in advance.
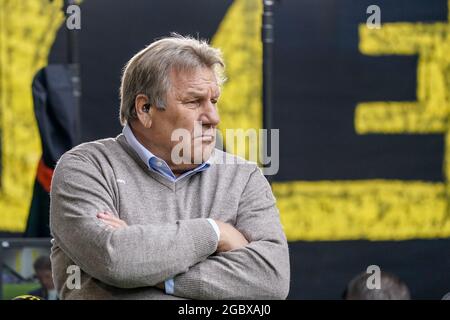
[196,135,214,142]
[193,131,215,139]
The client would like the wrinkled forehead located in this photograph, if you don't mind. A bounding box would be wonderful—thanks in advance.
[169,66,221,98]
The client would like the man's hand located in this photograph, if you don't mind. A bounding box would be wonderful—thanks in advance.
[214,220,249,253]
[97,212,128,229]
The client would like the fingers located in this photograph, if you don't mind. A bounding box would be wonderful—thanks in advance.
[99,218,126,229]
[97,212,128,229]
[102,220,122,229]
[99,213,127,227]
[216,221,250,253]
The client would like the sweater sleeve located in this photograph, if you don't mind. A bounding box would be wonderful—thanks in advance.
[171,166,291,299]
[50,152,218,289]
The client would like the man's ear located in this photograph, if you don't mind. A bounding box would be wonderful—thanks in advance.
[135,94,154,128]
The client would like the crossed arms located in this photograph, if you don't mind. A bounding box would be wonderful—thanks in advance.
[50,152,290,299]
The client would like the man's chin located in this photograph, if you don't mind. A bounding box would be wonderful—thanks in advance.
[191,146,214,164]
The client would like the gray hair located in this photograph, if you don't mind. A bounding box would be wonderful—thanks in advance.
[119,34,225,125]
[344,271,411,300]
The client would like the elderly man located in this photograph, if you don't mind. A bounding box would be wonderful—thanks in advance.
[50,35,290,300]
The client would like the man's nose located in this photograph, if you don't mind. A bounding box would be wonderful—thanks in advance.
[200,102,220,126]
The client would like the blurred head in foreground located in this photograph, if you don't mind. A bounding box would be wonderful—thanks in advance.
[30,255,57,300]
[343,271,411,300]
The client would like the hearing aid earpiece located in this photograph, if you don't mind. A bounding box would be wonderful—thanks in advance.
[142,104,151,113]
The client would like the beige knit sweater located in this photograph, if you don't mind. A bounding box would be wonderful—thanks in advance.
[50,134,290,299]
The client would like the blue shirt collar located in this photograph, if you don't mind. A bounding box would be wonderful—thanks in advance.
[122,124,211,182]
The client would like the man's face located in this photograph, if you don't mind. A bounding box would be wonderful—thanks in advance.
[150,67,220,167]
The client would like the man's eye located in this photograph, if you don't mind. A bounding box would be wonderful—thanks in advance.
[186,100,200,106]
[211,99,218,104]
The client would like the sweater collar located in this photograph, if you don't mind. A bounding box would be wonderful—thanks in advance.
[121,124,213,183]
